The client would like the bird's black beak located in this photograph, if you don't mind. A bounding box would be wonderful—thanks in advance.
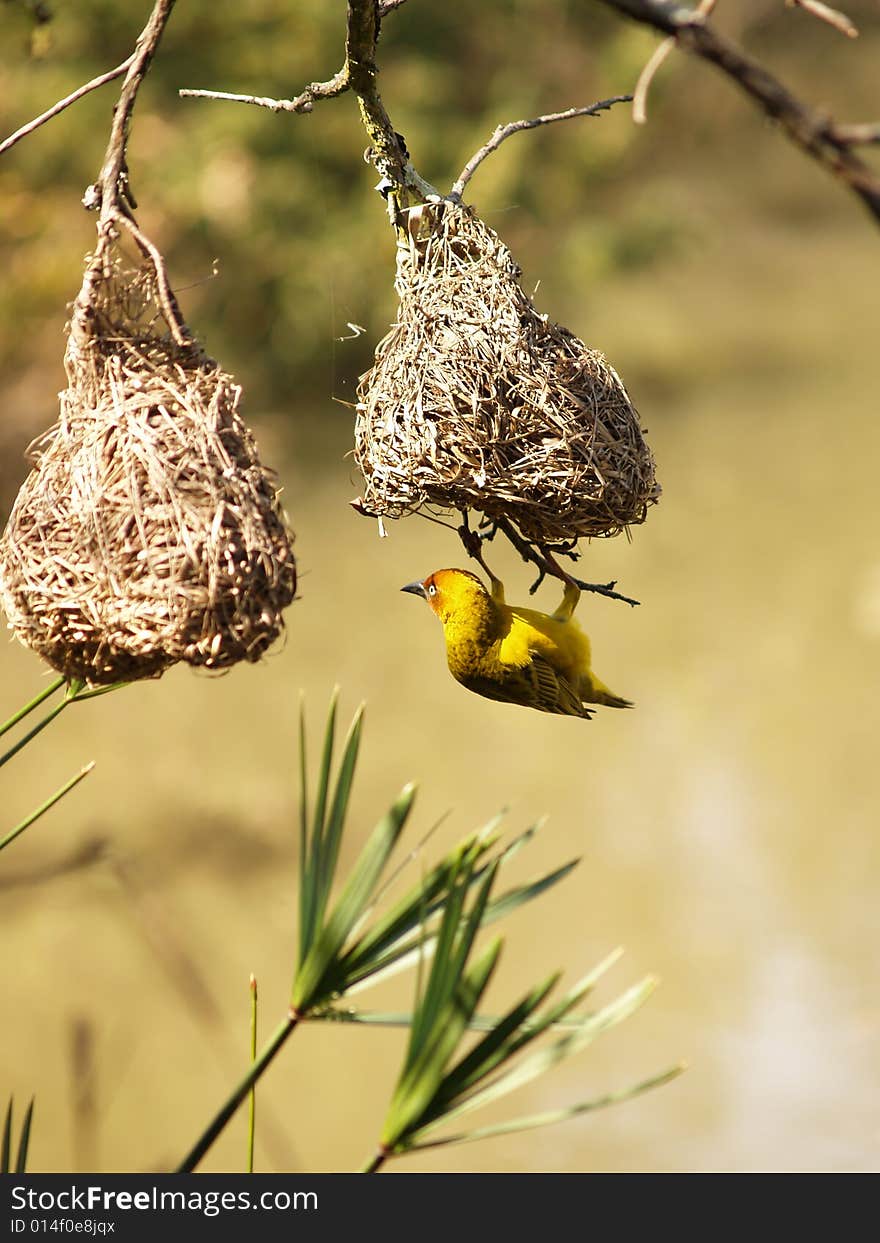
[400,580,426,599]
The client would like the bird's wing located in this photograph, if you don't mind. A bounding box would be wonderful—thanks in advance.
[462,653,593,718]
[527,654,593,717]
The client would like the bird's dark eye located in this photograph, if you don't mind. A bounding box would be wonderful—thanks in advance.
[428,584,437,596]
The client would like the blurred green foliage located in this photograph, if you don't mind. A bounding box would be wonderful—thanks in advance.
[1,0,876,506]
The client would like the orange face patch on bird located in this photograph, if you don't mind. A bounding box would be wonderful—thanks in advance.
[400,569,486,621]
[401,567,633,719]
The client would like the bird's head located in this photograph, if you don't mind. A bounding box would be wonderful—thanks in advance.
[401,568,489,626]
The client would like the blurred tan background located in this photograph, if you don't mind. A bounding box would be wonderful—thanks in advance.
[1,0,879,1173]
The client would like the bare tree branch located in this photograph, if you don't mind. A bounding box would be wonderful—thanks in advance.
[0,56,136,158]
[455,513,640,605]
[632,39,676,126]
[450,97,633,200]
[594,0,880,226]
[786,0,858,39]
[632,0,715,126]
[88,0,178,224]
[179,70,349,115]
[1,5,190,344]
[491,517,641,606]
[179,2,438,204]
[74,1,188,345]
[833,122,880,147]
[344,0,440,201]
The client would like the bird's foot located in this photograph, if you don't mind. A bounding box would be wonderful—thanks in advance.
[458,521,484,560]
[458,515,505,603]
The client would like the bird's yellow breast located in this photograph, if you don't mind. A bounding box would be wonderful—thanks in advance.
[439,595,504,681]
[439,590,590,685]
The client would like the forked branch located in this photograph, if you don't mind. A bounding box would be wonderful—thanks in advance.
[632,0,715,126]
[595,0,880,224]
[179,1,436,206]
[179,72,349,115]
[77,0,189,345]
[0,56,136,158]
[786,0,858,39]
[450,97,633,200]
[89,0,178,225]
[458,514,641,607]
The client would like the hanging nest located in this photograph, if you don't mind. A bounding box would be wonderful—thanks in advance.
[0,239,297,685]
[355,200,659,545]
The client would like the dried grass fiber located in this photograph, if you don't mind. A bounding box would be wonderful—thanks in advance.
[355,201,659,544]
[0,244,296,684]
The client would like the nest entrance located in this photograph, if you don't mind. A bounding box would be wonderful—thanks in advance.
[355,201,659,545]
[0,242,296,684]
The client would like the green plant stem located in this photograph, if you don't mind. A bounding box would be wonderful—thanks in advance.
[0,680,124,773]
[15,1099,34,1174]
[69,682,127,700]
[0,763,95,855]
[0,677,65,739]
[359,1150,388,1173]
[0,699,71,771]
[176,1013,299,1173]
[247,975,257,1174]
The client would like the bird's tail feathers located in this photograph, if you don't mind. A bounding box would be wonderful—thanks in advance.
[594,690,634,710]
[583,672,634,710]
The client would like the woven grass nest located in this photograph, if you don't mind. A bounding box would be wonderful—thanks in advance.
[0,242,297,685]
[355,200,660,545]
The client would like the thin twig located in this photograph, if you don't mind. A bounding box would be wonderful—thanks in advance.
[833,122,880,146]
[179,2,438,210]
[489,518,641,607]
[182,1,412,201]
[632,40,675,125]
[179,70,349,115]
[786,0,858,38]
[89,0,178,223]
[67,2,187,345]
[594,0,880,225]
[632,0,715,126]
[109,209,190,345]
[0,56,136,158]
[450,98,633,200]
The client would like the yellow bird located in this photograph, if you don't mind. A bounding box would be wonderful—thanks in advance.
[401,567,632,719]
